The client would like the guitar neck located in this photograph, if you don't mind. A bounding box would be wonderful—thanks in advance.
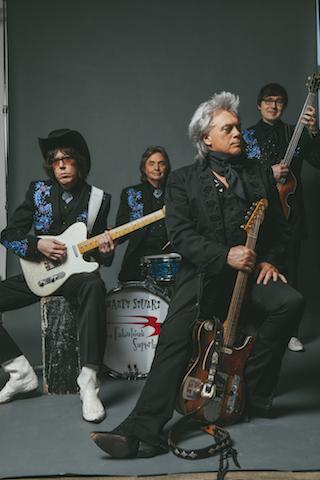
[223,223,259,347]
[77,207,165,255]
[280,91,316,168]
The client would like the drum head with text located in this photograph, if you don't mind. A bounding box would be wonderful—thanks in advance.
[103,281,169,379]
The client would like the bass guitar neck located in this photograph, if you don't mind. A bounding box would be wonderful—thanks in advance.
[278,73,320,219]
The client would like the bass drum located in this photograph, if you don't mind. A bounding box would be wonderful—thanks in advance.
[103,281,169,380]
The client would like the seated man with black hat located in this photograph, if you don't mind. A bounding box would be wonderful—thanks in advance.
[0,129,115,423]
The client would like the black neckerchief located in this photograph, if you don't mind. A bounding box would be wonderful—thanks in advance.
[207,150,247,201]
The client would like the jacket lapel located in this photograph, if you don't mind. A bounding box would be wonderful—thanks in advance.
[193,160,227,245]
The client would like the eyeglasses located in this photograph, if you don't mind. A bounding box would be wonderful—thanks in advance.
[261,98,284,107]
[51,155,75,168]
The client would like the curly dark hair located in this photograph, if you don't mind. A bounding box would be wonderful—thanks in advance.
[139,146,171,183]
[257,83,288,109]
[43,147,88,182]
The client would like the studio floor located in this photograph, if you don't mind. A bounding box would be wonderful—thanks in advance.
[1,329,320,480]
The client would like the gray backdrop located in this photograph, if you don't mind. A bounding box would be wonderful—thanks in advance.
[3,0,320,365]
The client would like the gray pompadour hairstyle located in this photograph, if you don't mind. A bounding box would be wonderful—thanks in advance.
[188,91,240,163]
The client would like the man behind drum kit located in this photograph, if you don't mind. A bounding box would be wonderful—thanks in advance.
[115,145,176,284]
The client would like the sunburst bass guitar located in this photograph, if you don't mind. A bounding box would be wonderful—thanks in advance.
[277,73,320,219]
[20,206,165,297]
[178,199,268,426]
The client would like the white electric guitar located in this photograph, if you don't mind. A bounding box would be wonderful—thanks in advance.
[20,207,165,297]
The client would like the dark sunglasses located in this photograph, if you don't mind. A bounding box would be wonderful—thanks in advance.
[51,155,75,168]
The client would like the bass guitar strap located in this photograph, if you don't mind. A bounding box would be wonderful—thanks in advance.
[168,317,240,480]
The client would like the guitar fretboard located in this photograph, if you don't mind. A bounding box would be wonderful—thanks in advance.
[278,91,316,171]
[77,207,165,254]
[223,200,268,348]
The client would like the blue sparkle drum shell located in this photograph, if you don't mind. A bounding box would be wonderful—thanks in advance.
[140,253,181,283]
[103,281,169,379]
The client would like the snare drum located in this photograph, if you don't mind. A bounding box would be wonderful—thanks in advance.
[140,253,181,283]
[103,281,169,379]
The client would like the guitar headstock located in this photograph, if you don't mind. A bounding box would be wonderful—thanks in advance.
[307,73,320,94]
[242,198,268,235]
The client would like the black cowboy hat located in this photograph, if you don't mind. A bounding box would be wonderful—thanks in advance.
[38,129,91,172]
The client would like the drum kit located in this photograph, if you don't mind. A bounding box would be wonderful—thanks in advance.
[103,253,181,380]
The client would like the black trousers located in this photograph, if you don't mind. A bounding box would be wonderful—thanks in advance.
[0,272,107,367]
[285,239,302,337]
[122,277,305,448]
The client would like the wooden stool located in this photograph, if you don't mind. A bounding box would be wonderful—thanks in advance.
[41,296,80,394]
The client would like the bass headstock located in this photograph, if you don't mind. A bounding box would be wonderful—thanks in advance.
[307,73,320,94]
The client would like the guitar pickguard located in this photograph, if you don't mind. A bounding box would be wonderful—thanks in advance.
[203,371,228,422]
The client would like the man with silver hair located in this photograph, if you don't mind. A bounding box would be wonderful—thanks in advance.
[91,92,304,459]
[189,91,241,163]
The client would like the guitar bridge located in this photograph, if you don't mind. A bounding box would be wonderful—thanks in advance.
[43,258,62,271]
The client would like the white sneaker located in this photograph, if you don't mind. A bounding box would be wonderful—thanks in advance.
[77,366,106,423]
[288,337,304,352]
[0,355,39,404]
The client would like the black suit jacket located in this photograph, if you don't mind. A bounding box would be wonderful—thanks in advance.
[164,157,290,317]
[115,181,163,281]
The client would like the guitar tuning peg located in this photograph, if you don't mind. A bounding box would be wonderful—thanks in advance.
[308,76,311,80]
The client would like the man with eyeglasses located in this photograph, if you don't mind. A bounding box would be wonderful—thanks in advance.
[0,129,116,422]
[242,83,320,352]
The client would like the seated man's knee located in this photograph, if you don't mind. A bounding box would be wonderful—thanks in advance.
[81,273,106,295]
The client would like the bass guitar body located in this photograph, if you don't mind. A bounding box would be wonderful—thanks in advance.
[277,170,297,220]
[179,319,254,426]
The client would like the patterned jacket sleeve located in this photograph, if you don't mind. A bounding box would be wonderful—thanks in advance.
[0,181,41,259]
[115,188,130,243]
